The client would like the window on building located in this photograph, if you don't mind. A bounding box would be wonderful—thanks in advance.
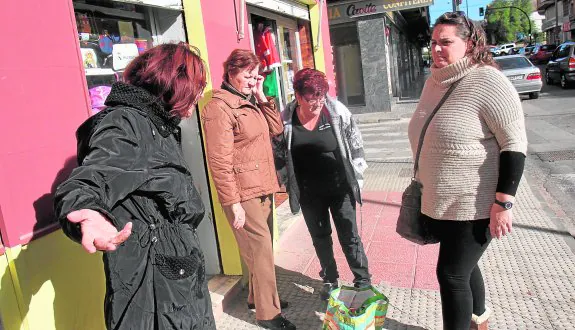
[330,23,366,106]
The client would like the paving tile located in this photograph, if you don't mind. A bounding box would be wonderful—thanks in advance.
[413,264,439,290]
[275,251,314,273]
[386,191,403,204]
[415,244,439,265]
[304,257,356,283]
[368,240,417,265]
[370,262,415,288]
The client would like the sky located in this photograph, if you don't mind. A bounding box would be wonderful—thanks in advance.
[429,0,493,24]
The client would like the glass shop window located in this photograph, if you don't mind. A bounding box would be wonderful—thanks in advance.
[73,0,186,115]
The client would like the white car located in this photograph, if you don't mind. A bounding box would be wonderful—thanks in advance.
[498,43,517,56]
[495,55,542,99]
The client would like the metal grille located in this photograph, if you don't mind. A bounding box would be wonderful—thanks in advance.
[536,150,575,162]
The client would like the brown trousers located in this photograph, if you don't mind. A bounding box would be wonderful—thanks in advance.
[223,194,281,320]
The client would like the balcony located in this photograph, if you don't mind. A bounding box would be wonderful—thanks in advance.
[537,0,554,15]
[541,17,557,31]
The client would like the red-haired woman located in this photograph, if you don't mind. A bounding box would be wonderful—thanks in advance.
[54,43,215,329]
[202,49,295,330]
[280,68,371,300]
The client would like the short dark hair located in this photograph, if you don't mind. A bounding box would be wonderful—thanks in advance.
[435,12,496,67]
[123,42,207,118]
[293,68,329,97]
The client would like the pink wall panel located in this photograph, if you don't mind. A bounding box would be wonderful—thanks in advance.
[200,0,252,89]
[0,0,89,247]
[320,2,337,97]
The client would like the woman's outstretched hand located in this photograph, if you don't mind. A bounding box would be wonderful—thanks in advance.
[67,209,132,253]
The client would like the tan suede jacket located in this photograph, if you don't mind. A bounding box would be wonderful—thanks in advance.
[202,88,283,206]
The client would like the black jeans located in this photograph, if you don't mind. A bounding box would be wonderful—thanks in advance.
[427,217,491,330]
[299,189,371,286]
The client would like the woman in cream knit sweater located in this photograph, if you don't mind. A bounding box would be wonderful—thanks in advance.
[408,13,528,330]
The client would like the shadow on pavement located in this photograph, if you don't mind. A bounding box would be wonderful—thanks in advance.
[223,266,428,329]
[514,223,572,237]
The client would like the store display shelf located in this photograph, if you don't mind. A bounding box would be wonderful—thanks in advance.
[85,68,116,76]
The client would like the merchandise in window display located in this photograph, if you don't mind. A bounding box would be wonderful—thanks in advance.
[88,85,112,115]
[81,49,99,69]
[99,31,121,55]
[254,23,281,73]
[263,69,279,98]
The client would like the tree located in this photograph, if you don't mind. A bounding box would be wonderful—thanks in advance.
[485,0,537,45]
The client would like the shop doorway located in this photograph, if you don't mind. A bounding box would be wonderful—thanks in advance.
[248,6,313,110]
[72,0,221,275]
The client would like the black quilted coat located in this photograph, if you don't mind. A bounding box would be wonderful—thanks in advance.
[54,82,215,330]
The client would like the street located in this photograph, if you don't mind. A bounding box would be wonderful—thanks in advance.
[522,67,575,237]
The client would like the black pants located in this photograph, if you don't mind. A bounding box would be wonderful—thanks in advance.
[427,217,491,330]
[299,189,371,286]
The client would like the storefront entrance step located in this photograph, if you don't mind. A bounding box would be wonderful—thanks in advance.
[208,275,243,321]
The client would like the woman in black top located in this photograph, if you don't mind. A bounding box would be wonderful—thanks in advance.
[279,68,371,300]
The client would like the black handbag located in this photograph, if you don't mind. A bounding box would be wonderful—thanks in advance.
[396,80,460,245]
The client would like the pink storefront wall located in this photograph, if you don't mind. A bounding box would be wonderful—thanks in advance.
[199,0,253,90]
[199,0,336,96]
[0,0,89,248]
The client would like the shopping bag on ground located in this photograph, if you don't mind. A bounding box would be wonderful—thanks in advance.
[323,285,388,330]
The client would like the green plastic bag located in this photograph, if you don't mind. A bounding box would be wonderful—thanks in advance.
[323,285,389,330]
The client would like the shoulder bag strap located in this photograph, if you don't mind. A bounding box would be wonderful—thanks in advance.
[413,79,461,177]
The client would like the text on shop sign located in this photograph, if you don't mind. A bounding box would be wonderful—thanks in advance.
[328,0,434,24]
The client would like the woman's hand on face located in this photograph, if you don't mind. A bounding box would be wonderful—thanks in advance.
[252,75,267,103]
[67,209,132,253]
[489,203,513,239]
[231,202,246,229]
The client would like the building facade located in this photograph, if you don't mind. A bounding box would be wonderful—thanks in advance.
[327,0,432,114]
[0,0,334,328]
[538,0,575,44]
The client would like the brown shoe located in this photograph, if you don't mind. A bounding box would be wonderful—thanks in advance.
[470,307,491,330]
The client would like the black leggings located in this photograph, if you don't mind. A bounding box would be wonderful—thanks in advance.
[426,217,491,330]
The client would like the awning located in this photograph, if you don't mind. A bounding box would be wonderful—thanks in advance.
[246,0,310,20]
[111,0,182,10]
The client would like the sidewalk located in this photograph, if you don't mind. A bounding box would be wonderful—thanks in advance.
[216,103,575,329]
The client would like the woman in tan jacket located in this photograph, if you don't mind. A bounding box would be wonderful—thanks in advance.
[202,49,295,330]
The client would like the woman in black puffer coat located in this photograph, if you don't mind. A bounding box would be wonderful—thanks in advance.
[54,43,215,329]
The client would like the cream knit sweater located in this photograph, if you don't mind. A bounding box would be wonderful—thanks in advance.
[408,57,528,220]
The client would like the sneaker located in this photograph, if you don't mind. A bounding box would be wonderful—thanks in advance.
[319,282,338,301]
[256,315,296,329]
[247,299,289,310]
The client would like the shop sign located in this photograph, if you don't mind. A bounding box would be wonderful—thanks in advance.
[563,22,571,32]
[328,0,434,25]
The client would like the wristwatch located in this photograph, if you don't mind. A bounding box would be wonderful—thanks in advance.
[494,199,513,210]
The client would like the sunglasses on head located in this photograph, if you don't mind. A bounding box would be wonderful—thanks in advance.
[444,11,474,32]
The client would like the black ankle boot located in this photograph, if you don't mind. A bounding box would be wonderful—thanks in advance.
[256,315,296,329]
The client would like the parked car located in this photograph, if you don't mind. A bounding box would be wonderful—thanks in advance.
[530,44,557,64]
[495,55,542,99]
[509,47,522,55]
[498,43,516,55]
[524,46,536,56]
[545,42,575,89]
[490,46,500,56]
